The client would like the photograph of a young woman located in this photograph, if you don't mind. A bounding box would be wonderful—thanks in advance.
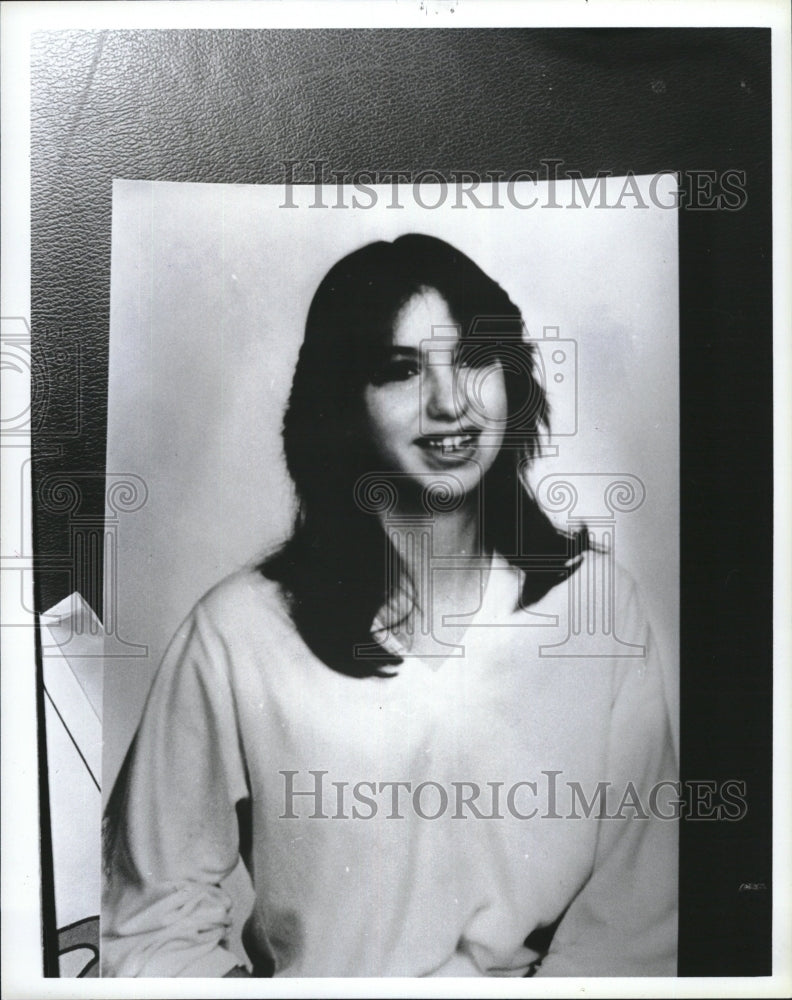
[102,231,677,978]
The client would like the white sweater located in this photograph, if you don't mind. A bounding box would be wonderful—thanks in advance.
[102,551,678,977]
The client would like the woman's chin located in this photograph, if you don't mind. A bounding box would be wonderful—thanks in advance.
[400,465,483,512]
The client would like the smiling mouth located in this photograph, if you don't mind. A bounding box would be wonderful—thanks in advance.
[417,431,479,455]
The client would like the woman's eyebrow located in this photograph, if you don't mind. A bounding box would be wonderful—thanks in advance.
[383,345,420,358]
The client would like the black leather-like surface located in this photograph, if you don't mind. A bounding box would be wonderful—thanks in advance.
[30,28,772,975]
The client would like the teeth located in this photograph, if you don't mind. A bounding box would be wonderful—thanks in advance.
[425,435,474,453]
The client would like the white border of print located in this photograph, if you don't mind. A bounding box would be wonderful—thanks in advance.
[1,2,790,999]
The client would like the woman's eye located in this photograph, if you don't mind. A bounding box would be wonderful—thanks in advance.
[370,359,420,385]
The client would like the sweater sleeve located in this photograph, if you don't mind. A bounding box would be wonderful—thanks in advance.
[102,603,250,977]
[534,578,678,977]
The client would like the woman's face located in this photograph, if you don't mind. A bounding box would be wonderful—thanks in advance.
[362,288,508,497]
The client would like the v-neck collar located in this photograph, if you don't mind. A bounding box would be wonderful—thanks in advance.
[370,551,520,673]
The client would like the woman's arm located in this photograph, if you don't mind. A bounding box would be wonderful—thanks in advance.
[534,580,678,977]
[102,603,251,977]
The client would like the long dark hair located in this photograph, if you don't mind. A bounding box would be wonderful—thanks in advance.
[261,234,590,677]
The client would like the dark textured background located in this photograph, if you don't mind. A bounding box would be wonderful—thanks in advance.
[30,28,772,976]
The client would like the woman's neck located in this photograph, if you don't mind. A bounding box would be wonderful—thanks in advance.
[376,499,491,657]
[382,499,485,563]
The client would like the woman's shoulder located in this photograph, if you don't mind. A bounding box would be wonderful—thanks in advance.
[148,569,298,697]
[566,547,643,601]
[508,546,643,606]
[513,546,651,643]
[189,564,292,637]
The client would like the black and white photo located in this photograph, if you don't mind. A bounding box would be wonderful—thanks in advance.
[0,3,787,996]
[101,176,679,977]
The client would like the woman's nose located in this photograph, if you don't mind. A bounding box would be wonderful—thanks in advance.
[425,365,461,421]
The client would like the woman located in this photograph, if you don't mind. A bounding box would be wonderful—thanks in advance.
[103,234,677,977]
